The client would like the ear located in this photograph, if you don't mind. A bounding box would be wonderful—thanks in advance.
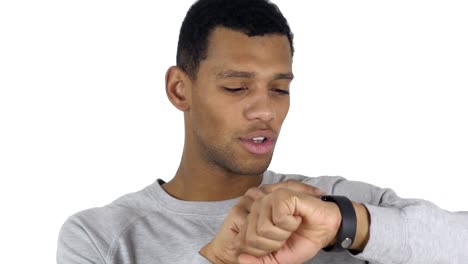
[165,66,192,111]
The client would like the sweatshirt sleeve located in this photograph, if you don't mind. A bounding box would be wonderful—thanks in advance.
[57,216,106,264]
[331,178,468,264]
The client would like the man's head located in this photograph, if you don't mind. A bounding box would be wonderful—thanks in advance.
[176,0,294,79]
[166,0,294,176]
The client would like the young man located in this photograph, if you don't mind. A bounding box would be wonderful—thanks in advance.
[57,0,468,263]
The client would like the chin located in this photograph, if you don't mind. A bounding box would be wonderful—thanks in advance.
[204,141,274,175]
[228,158,272,176]
[231,167,268,176]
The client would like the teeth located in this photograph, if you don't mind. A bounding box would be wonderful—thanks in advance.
[252,137,266,143]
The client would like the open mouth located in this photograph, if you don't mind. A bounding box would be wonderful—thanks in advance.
[240,135,275,155]
[251,136,267,143]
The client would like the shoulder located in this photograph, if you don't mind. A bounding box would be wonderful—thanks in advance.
[57,185,157,262]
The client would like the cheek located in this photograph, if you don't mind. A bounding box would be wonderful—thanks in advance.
[281,98,290,114]
[208,107,238,136]
[274,98,290,124]
[191,94,234,138]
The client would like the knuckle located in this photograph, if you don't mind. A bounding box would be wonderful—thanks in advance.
[285,179,297,184]
[246,187,258,194]
[245,187,261,198]
[285,179,299,187]
[256,225,271,237]
[257,186,268,194]
[246,235,260,247]
[238,195,253,207]
[272,215,289,227]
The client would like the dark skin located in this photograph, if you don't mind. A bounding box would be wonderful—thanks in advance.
[163,27,292,201]
[164,27,369,263]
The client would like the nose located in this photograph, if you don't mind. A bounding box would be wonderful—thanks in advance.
[244,91,275,122]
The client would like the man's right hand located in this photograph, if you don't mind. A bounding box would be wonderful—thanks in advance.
[199,180,326,264]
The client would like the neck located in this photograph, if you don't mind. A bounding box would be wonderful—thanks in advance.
[162,148,263,201]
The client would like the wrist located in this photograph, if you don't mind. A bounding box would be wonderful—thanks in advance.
[324,201,370,252]
[325,202,341,247]
[349,202,370,252]
[321,195,357,252]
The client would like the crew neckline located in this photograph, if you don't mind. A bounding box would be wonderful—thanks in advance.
[145,171,277,215]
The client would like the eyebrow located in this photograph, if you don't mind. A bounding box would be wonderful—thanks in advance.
[215,70,294,80]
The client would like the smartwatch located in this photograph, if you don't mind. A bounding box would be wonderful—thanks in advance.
[320,195,357,252]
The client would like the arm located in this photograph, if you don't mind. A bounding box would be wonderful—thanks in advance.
[237,179,468,264]
[57,217,105,264]
[337,180,468,264]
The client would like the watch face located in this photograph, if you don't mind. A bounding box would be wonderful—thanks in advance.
[341,238,353,249]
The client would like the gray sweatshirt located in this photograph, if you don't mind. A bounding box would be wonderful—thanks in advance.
[57,171,468,264]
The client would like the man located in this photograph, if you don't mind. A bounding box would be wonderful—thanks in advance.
[57,0,468,263]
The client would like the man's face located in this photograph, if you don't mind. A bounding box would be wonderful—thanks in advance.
[188,27,293,175]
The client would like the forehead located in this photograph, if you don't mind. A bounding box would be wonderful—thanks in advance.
[201,27,293,76]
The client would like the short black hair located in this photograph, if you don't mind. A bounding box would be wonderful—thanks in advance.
[176,0,294,79]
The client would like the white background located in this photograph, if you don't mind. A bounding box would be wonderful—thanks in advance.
[1,0,467,263]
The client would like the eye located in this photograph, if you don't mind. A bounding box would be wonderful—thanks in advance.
[223,87,248,93]
[272,88,290,95]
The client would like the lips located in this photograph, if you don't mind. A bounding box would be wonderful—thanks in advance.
[239,130,277,155]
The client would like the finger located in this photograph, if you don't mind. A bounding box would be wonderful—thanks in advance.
[244,198,284,253]
[270,188,303,231]
[256,196,294,241]
[244,187,268,200]
[236,212,272,257]
[237,194,255,213]
[227,195,255,233]
[242,234,282,256]
[261,179,326,197]
[272,214,302,233]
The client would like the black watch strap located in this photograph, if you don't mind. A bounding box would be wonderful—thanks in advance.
[320,195,357,252]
